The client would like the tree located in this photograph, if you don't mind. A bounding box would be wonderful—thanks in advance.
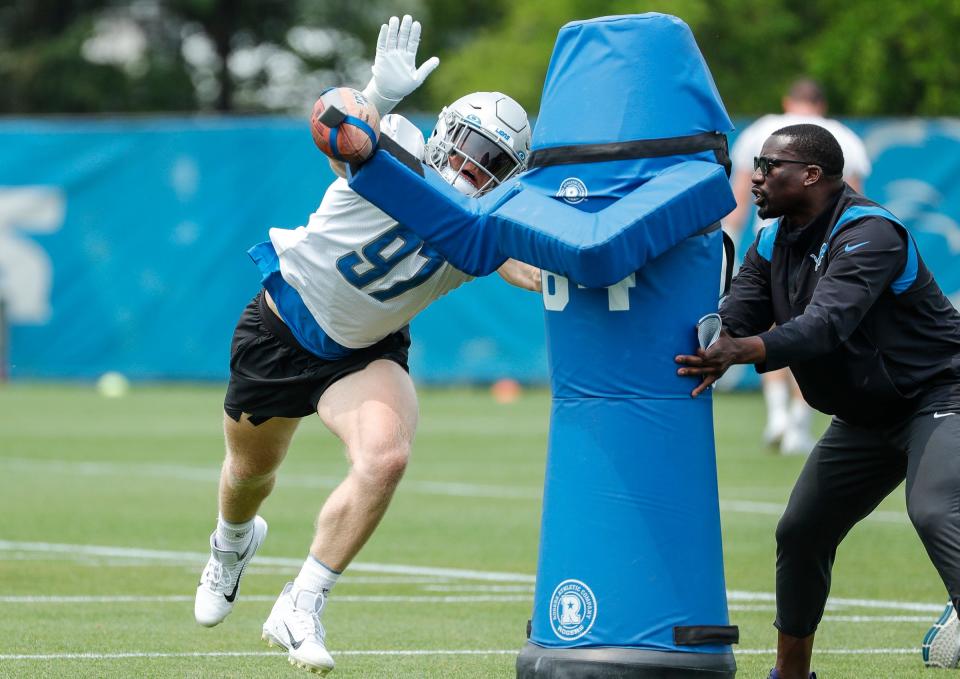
[805,0,960,115]
[427,0,960,117]
[3,1,959,115]
[167,0,294,111]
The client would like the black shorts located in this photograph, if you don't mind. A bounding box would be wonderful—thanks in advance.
[223,291,410,424]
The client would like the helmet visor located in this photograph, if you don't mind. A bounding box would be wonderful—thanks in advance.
[450,125,520,183]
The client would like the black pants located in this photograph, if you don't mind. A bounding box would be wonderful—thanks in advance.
[775,404,960,637]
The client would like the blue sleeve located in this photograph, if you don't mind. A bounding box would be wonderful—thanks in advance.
[350,148,735,288]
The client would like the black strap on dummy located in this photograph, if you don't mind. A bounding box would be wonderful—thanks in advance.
[527,132,731,176]
[349,133,425,178]
[674,624,740,646]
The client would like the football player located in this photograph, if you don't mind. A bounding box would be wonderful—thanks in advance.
[193,14,537,674]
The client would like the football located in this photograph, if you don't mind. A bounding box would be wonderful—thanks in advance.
[310,87,381,164]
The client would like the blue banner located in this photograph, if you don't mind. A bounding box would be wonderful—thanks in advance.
[1,116,958,382]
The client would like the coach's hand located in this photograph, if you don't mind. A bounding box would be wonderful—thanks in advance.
[675,335,766,397]
[362,15,440,116]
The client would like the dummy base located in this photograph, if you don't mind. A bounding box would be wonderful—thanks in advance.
[516,643,736,678]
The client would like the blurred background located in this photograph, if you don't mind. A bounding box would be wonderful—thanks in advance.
[2,0,960,384]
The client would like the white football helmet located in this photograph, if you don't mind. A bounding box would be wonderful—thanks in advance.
[425,91,531,197]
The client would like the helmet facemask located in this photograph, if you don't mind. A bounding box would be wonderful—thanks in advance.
[427,109,525,197]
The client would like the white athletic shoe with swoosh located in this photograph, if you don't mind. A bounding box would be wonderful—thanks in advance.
[194,515,267,627]
[262,582,335,674]
[923,602,960,668]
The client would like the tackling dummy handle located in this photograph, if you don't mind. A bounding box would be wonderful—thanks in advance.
[318,105,347,128]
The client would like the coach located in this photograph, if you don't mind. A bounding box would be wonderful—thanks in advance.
[675,123,960,678]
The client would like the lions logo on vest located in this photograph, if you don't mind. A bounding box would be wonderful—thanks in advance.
[557,177,588,205]
[549,579,597,640]
[810,242,829,271]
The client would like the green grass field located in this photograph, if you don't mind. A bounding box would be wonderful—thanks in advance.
[0,384,950,678]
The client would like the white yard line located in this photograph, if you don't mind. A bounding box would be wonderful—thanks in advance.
[0,649,517,661]
[736,648,918,655]
[822,615,931,622]
[0,594,530,604]
[0,648,923,661]
[727,590,945,613]
[0,541,946,611]
[0,540,535,583]
[718,499,908,525]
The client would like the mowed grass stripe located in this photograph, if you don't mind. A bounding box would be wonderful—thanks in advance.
[0,456,912,522]
[0,457,542,500]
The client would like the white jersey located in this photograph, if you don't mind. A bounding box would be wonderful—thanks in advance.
[264,114,473,355]
[731,112,872,181]
[730,113,872,234]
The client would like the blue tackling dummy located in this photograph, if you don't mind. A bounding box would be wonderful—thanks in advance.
[349,13,739,678]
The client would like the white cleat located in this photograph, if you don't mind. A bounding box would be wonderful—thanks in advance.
[923,602,960,668]
[763,412,789,449]
[262,582,335,674]
[194,515,267,627]
[780,427,815,456]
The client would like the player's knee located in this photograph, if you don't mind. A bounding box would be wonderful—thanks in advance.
[775,508,819,552]
[354,441,410,488]
[908,504,947,540]
[224,452,279,487]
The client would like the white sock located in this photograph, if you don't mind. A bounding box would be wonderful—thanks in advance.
[215,515,254,553]
[764,378,790,423]
[293,556,340,610]
[788,398,812,433]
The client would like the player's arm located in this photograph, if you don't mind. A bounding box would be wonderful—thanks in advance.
[325,14,437,177]
[347,134,513,277]
[329,159,347,178]
[497,258,542,292]
[759,219,906,370]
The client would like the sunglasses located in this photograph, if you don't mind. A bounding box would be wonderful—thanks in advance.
[753,156,818,176]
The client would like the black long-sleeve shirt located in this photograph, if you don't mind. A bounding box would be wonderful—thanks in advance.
[722,185,960,426]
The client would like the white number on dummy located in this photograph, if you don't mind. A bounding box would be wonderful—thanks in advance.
[595,274,635,311]
[542,272,637,312]
[541,271,569,311]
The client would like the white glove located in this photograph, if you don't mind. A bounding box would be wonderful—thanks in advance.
[362,15,440,116]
